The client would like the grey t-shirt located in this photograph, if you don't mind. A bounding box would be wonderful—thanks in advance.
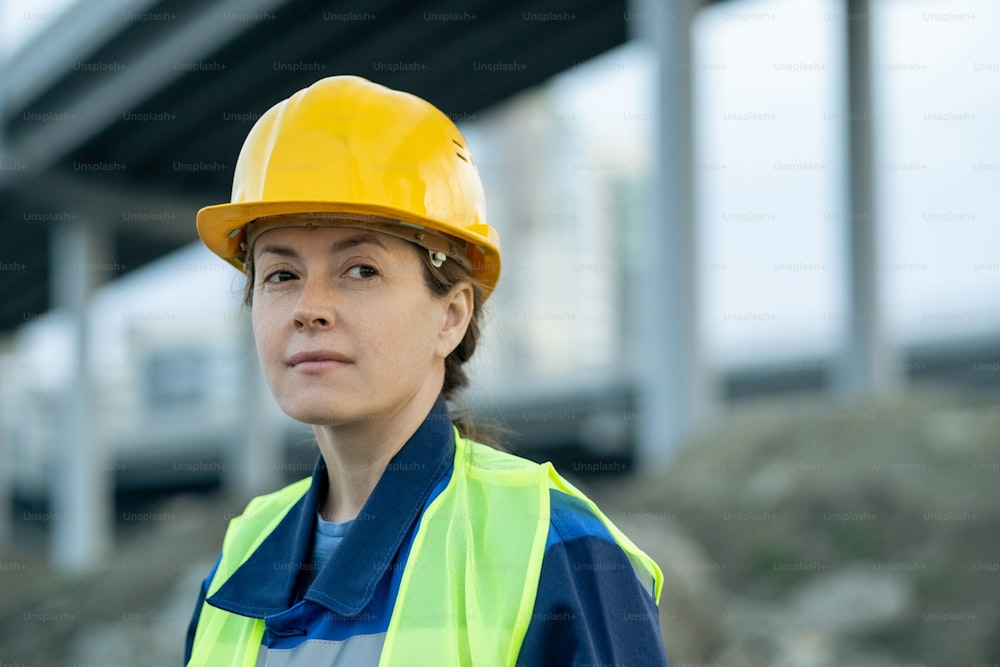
[312,513,354,567]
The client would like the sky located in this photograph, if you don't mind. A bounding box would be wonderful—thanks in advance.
[4,0,999,387]
[692,0,1000,359]
[0,0,78,62]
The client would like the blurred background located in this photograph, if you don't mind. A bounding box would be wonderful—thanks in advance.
[1,0,998,664]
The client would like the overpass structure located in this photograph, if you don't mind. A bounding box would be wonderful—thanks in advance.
[1,0,639,334]
[0,0,894,570]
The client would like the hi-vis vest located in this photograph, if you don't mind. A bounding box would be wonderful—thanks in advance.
[188,432,663,666]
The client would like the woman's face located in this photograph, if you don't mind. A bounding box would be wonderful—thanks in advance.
[250,224,470,427]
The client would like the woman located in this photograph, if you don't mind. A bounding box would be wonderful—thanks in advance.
[185,75,669,666]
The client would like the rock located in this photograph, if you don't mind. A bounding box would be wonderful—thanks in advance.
[783,563,912,636]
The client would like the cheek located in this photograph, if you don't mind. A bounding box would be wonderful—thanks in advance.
[358,306,427,371]
[392,304,445,362]
[251,304,280,361]
[250,306,264,343]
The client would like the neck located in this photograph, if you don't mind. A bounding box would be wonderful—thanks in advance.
[313,388,442,523]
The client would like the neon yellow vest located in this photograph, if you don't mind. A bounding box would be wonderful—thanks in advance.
[187,432,663,666]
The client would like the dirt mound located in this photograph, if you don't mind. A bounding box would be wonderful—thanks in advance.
[590,387,1000,665]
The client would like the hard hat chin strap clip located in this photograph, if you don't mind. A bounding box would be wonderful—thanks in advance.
[429,250,447,268]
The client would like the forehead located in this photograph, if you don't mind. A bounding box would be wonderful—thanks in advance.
[252,224,410,258]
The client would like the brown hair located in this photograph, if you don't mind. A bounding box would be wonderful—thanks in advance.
[242,238,506,448]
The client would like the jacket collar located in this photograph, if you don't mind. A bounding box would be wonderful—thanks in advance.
[207,397,456,618]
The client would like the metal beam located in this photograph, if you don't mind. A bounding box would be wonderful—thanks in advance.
[3,0,160,115]
[1,0,296,183]
[39,172,204,245]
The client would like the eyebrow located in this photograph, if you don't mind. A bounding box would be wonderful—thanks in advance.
[256,232,388,260]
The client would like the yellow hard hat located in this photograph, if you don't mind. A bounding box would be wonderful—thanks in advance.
[196,75,501,297]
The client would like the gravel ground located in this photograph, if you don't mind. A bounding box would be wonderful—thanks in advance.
[0,491,241,666]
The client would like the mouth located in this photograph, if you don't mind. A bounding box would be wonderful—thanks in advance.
[287,350,353,372]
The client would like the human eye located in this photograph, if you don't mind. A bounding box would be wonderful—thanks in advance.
[344,264,380,280]
[261,269,298,285]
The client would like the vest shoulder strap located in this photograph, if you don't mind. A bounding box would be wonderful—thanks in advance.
[188,478,310,667]
[380,433,551,665]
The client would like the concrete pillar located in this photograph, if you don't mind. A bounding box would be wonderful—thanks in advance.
[0,338,13,547]
[227,310,283,498]
[834,0,901,395]
[50,217,112,570]
[0,12,11,549]
[628,0,716,467]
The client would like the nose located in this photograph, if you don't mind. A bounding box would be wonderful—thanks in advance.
[292,277,335,330]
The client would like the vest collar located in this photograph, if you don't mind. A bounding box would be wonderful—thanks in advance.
[207,397,456,618]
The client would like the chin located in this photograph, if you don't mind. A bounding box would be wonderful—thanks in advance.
[281,404,357,427]
[270,382,363,426]
[272,392,345,424]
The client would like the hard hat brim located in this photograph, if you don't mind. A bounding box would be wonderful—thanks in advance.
[196,200,501,295]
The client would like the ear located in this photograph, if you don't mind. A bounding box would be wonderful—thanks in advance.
[435,281,474,359]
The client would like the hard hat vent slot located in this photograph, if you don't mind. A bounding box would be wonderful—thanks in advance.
[452,138,471,162]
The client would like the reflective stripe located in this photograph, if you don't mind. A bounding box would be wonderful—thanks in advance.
[256,632,386,666]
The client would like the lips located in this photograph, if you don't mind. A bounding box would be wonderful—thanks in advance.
[287,350,353,368]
